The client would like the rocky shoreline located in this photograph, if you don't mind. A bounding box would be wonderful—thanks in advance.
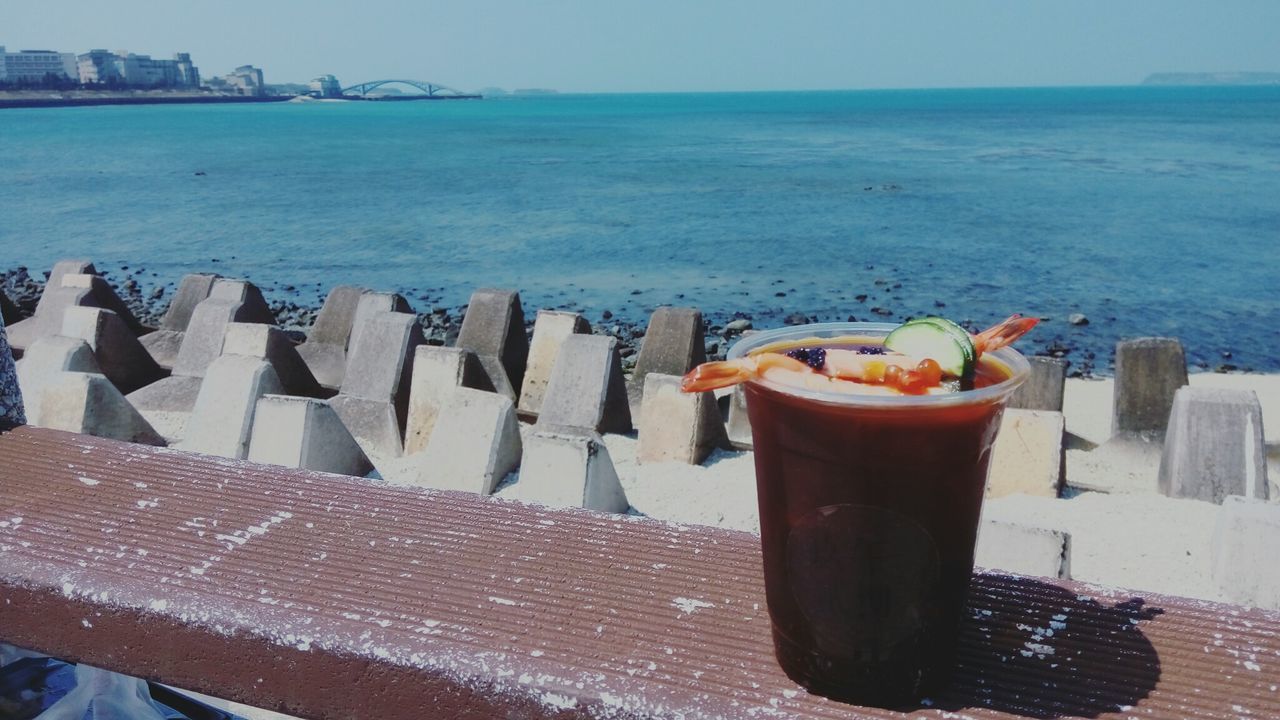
[0,263,1255,379]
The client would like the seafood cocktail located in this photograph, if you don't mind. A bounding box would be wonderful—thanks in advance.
[683,316,1035,706]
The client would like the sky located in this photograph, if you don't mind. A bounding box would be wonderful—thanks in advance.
[5,1,1280,93]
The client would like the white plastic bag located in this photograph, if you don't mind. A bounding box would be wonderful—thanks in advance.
[36,663,169,720]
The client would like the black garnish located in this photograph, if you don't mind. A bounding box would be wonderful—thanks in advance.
[786,347,826,370]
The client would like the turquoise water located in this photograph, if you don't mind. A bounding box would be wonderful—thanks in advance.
[1,86,1278,372]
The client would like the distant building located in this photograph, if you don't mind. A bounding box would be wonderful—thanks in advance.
[76,49,200,88]
[0,46,78,84]
[220,65,265,96]
[309,75,342,98]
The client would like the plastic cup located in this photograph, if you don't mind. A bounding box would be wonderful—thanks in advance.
[731,322,1029,706]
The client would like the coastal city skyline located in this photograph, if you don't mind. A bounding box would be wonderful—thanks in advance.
[5,0,1280,93]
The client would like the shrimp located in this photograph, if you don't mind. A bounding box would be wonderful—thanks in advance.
[681,314,1038,394]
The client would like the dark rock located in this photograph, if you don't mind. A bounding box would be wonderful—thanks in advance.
[602,310,613,320]
[783,313,808,326]
[1069,313,1089,326]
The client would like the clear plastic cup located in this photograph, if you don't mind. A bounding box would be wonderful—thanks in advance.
[731,322,1029,706]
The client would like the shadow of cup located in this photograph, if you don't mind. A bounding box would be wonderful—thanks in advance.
[927,574,1162,719]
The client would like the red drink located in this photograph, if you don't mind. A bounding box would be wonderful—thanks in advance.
[734,323,1029,706]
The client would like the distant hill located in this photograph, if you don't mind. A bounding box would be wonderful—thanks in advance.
[1143,72,1280,86]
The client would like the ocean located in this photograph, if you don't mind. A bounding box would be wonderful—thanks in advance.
[1,86,1278,373]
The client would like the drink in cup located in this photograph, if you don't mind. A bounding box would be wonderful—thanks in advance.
[685,317,1033,706]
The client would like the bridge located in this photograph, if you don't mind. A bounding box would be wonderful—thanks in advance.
[341,79,481,99]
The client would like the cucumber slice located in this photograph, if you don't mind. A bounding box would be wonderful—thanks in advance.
[917,317,976,369]
[884,319,975,378]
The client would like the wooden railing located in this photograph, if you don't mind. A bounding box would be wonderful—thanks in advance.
[1,424,1277,719]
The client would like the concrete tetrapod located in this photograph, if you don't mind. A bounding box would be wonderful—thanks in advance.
[456,288,528,402]
[1009,356,1068,412]
[178,355,284,460]
[345,291,412,367]
[403,345,491,455]
[636,372,727,465]
[37,372,165,446]
[975,520,1071,580]
[537,334,632,434]
[1211,496,1280,611]
[986,409,1066,499]
[394,387,522,495]
[518,309,591,418]
[4,259,95,354]
[1112,337,1188,440]
[128,279,275,442]
[247,395,372,477]
[7,273,143,355]
[222,322,325,398]
[515,425,628,513]
[296,285,367,391]
[330,310,424,468]
[15,336,103,427]
[627,306,706,413]
[61,306,166,395]
[139,273,219,371]
[725,386,752,450]
[1157,386,1268,504]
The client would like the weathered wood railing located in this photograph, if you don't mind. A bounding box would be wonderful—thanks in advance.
[1,424,1277,719]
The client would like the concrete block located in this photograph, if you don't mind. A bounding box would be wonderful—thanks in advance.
[1211,496,1280,610]
[1158,387,1268,504]
[61,307,166,395]
[57,273,145,336]
[346,291,412,361]
[137,330,185,373]
[518,310,591,417]
[5,260,95,352]
[628,307,705,410]
[403,346,490,455]
[1009,356,1068,412]
[987,409,1065,499]
[207,278,276,322]
[124,375,203,444]
[16,336,102,426]
[456,288,528,401]
[725,386,753,450]
[297,285,367,390]
[179,356,283,459]
[1113,337,1187,439]
[537,334,631,434]
[329,395,405,470]
[34,260,96,313]
[222,322,323,398]
[397,388,522,495]
[159,273,220,332]
[975,520,1071,579]
[247,395,371,477]
[7,274,98,352]
[306,285,367,346]
[516,426,629,513]
[38,372,165,446]
[636,373,727,465]
[340,311,423,422]
[141,273,219,371]
[171,280,274,379]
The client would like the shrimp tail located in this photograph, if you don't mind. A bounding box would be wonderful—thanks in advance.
[973,314,1040,356]
[680,358,757,392]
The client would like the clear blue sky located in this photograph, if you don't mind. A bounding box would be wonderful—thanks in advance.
[6,0,1280,92]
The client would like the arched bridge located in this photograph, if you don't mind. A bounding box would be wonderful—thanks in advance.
[341,80,480,99]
